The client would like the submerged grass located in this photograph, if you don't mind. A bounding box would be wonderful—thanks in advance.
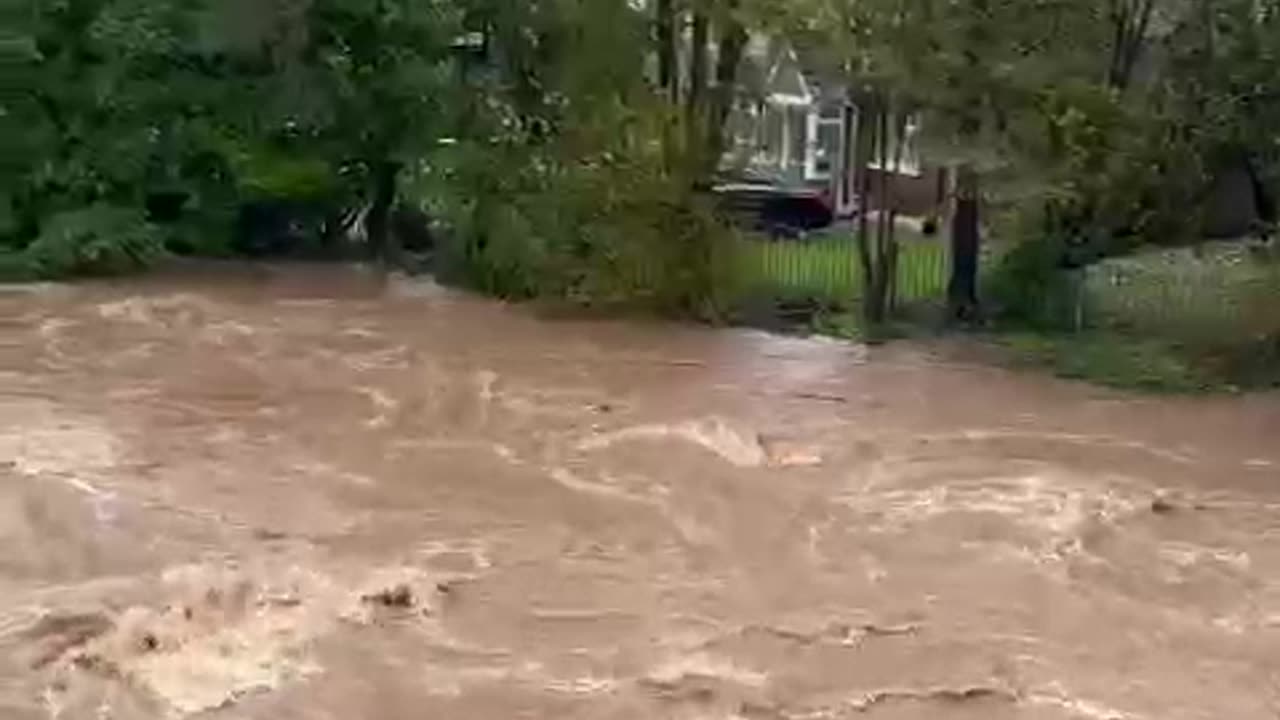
[997,332,1226,393]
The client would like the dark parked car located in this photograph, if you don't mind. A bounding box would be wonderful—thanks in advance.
[711,168,835,239]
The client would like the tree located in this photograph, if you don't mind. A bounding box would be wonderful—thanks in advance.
[1,0,460,271]
[0,0,224,271]
[782,0,1162,322]
[649,0,753,180]
[285,0,457,265]
[945,0,990,322]
[706,0,749,164]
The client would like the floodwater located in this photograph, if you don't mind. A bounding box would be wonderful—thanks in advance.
[1,263,1278,720]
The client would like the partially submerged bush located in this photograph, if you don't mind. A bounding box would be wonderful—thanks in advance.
[0,252,36,282]
[24,205,165,278]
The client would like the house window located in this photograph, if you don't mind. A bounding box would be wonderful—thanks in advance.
[813,119,842,178]
[760,105,785,168]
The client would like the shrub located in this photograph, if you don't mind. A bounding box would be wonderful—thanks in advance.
[986,232,1087,331]
[427,140,739,318]
[25,205,165,278]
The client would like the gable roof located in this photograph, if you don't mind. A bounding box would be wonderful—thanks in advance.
[766,43,812,102]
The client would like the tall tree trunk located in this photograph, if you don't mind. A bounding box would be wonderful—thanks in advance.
[1107,0,1156,92]
[706,3,747,172]
[948,165,981,321]
[366,160,401,269]
[947,0,986,323]
[656,0,679,172]
[886,110,909,312]
[866,101,899,327]
[855,94,893,329]
[687,10,709,112]
[1246,154,1277,228]
[686,8,710,172]
[656,0,677,101]
[853,99,875,319]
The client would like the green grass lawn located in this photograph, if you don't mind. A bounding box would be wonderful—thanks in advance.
[734,227,949,305]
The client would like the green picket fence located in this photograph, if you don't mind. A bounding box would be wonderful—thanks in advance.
[735,232,949,306]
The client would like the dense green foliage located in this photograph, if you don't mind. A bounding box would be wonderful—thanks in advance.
[1,0,458,267]
[0,0,743,314]
[25,204,165,277]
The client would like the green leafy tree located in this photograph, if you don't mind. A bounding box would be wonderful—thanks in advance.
[215,0,459,263]
[1,0,459,271]
[430,0,744,313]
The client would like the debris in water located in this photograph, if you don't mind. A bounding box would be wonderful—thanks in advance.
[362,584,415,609]
[746,619,921,647]
[791,391,848,404]
[758,434,824,468]
[1151,497,1178,515]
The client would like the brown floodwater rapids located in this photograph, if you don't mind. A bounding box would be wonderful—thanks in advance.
[1,263,1278,720]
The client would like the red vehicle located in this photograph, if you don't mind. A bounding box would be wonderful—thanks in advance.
[712,168,835,239]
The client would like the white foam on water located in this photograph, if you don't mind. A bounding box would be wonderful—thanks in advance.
[579,418,767,469]
[940,429,1198,465]
[384,273,460,301]
[37,562,441,718]
[96,295,224,328]
[1027,684,1145,720]
[1157,543,1252,572]
[549,467,659,506]
[836,472,1145,538]
[0,402,120,477]
[542,675,620,695]
[645,652,768,689]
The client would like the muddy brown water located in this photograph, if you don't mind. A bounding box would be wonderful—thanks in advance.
[1,264,1278,720]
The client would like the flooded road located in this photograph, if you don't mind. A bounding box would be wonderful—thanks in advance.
[2,264,1278,720]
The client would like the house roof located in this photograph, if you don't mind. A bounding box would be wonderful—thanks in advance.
[766,44,811,102]
[745,33,851,108]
